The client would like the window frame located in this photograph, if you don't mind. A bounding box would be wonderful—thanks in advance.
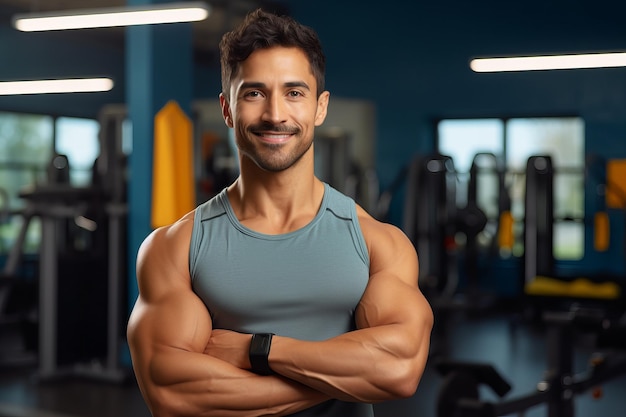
[435,115,586,262]
[0,111,100,255]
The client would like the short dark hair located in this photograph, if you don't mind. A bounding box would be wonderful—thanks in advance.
[219,8,326,100]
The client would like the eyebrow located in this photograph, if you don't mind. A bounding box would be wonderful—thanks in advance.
[239,81,311,91]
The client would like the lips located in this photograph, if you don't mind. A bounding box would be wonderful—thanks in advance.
[254,131,294,144]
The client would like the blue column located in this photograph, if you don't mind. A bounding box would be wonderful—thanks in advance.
[124,0,194,362]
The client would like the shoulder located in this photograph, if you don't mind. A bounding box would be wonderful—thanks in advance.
[136,211,196,297]
[356,205,418,278]
[139,211,195,258]
[355,205,410,248]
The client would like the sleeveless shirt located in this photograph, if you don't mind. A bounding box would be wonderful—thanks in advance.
[189,183,374,416]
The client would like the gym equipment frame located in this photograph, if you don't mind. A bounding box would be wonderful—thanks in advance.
[435,309,626,417]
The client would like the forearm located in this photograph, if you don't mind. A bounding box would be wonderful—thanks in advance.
[268,323,428,403]
[266,268,432,404]
[141,348,329,417]
[204,296,432,403]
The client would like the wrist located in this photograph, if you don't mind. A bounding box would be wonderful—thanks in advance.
[249,333,274,375]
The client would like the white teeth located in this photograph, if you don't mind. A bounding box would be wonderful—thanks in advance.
[263,134,289,139]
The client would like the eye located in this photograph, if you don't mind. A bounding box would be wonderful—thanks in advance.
[245,90,262,98]
[287,90,303,98]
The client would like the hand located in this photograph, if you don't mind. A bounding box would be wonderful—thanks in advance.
[204,329,252,370]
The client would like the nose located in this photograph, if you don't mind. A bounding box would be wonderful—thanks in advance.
[261,93,288,125]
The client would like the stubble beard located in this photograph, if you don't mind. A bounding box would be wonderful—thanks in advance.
[238,124,313,172]
[245,138,313,172]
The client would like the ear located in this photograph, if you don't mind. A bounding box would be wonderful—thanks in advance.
[219,93,234,128]
[314,91,330,127]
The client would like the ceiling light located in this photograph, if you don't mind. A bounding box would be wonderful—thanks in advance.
[0,78,114,95]
[470,52,626,72]
[12,1,210,32]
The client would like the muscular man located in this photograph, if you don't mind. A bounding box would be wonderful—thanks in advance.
[127,8,433,417]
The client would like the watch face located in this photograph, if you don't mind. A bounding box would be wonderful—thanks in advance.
[254,335,271,351]
[250,333,273,375]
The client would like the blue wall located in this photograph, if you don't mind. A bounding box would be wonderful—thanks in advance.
[289,0,626,284]
[2,0,625,169]
[289,0,626,183]
[0,25,126,117]
[1,0,625,281]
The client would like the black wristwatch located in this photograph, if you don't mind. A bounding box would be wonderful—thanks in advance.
[249,333,274,375]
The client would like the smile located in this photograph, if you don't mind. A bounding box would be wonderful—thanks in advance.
[255,132,294,144]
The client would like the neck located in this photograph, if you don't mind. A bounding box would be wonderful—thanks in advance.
[226,155,324,234]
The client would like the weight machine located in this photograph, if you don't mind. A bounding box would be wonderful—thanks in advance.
[455,152,511,307]
[435,307,626,417]
[401,153,457,299]
[523,155,622,312]
[434,154,626,416]
[396,151,512,308]
[1,104,129,382]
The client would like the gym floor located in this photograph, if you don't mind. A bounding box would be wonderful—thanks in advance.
[1,306,625,417]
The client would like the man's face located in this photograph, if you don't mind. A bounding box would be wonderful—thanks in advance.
[221,47,329,172]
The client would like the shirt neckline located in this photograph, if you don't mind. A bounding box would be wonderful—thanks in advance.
[219,183,330,240]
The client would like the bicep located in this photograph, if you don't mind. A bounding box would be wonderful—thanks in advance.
[353,225,433,377]
[128,290,212,386]
[127,224,213,386]
[355,221,431,331]
[355,271,427,334]
[128,290,211,357]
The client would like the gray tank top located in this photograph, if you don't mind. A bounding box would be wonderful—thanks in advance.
[189,183,374,416]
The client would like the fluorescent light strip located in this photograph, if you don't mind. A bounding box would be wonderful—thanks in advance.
[470,52,626,72]
[13,1,210,32]
[0,78,114,95]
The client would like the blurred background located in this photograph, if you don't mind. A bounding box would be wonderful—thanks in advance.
[0,0,625,416]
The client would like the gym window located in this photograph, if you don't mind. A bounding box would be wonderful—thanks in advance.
[56,117,101,186]
[0,111,100,255]
[437,116,585,261]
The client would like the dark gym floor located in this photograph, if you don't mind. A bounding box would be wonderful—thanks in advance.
[1,305,625,417]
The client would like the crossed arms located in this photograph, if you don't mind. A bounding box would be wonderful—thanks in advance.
[127,210,433,417]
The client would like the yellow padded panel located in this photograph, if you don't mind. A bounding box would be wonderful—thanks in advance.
[606,159,626,209]
[594,211,610,252]
[498,210,514,250]
[525,275,621,299]
[151,100,196,229]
